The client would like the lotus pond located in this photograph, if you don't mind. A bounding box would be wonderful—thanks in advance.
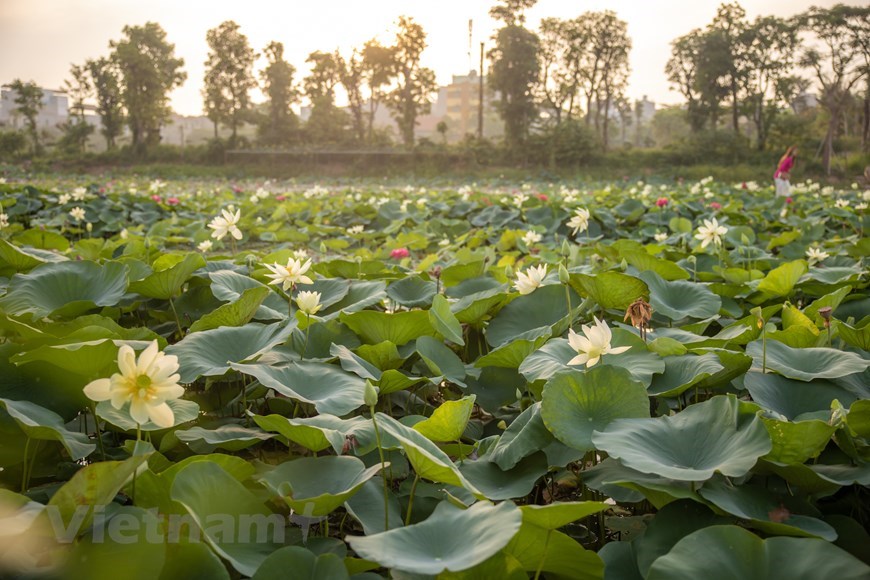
[0,176,869,579]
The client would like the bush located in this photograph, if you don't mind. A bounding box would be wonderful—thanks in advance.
[0,131,27,159]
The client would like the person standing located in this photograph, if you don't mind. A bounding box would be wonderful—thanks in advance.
[774,146,797,197]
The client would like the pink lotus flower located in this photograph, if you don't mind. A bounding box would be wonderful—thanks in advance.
[232,186,242,194]
[537,194,549,202]
[656,197,669,207]
[167,197,180,206]
[741,182,748,189]
[150,194,162,202]
[390,248,410,259]
[709,202,722,210]
[275,195,286,201]
[786,197,793,204]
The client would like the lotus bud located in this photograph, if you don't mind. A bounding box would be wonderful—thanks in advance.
[558,264,570,284]
[561,239,571,257]
[619,258,628,271]
[497,420,507,430]
[740,234,750,246]
[504,264,513,279]
[364,380,379,408]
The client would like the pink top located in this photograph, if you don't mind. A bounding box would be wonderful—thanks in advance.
[774,156,794,179]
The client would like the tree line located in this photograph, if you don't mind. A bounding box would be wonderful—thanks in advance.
[2,0,867,173]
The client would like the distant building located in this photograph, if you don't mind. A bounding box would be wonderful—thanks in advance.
[0,85,69,129]
[635,96,656,124]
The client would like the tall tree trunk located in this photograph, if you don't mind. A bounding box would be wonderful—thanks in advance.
[731,79,739,133]
[863,90,869,152]
[823,112,837,176]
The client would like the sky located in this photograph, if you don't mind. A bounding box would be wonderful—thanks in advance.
[0,0,846,116]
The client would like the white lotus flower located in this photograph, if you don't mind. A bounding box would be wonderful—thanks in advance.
[265,257,313,291]
[197,240,213,252]
[58,193,71,205]
[568,208,591,235]
[0,213,8,229]
[654,232,668,242]
[347,225,365,235]
[208,208,242,241]
[295,290,322,315]
[834,199,849,209]
[805,246,829,265]
[515,264,547,295]
[69,207,86,222]
[522,230,542,245]
[567,317,631,367]
[694,217,728,249]
[83,341,184,428]
[292,248,308,260]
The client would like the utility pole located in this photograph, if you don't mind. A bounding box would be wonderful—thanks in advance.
[478,42,484,140]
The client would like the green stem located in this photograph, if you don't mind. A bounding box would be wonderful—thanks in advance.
[405,474,420,525]
[92,403,106,461]
[762,326,767,374]
[301,314,311,360]
[132,424,141,504]
[564,283,573,329]
[370,409,390,530]
[21,437,31,492]
[168,296,184,339]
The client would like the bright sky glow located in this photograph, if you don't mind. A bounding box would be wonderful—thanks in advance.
[0,0,843,115]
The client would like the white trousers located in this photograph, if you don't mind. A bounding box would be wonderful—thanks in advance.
[774,178,791,197]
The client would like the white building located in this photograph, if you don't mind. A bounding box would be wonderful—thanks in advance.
[0,85,69,129]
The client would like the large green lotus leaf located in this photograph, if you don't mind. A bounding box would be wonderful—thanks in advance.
[758,460,843,496]
[305,277,352,309]
[835,317,870,351]
[520,333,663,386]
[319,280,387,317]
[166,322,294,382]
[259,456,385,516]
[374,413,483,497]
[486,403,555,470]
[377,369,428,396]
[569,271,649,310]
[188,286,270,333]
[346,500,522,575]
[429,294,465,345]
[160,541,231,580]
[251,413,346,453]
[0,239,59,272]
[450,285,511,325]
[96,398,200,432]
[415,335,466,387]
[485,284,578,347]
[646,525,870,580]
[475,326,551,368]
[356,340,406,371]
[458,452,548,500]
[48,453,151,532]
[344,476,405,534]
[633,500,730,577]
[761,416,837,464]
[639,271,721,321]
[503,519,604,580]
[647,353,724,397]
[592,396,771,482]
[129,253,206,299]
[59,506,166,580]
[170,461,282,577]
[387,276,436,308]
[0,398,94,460]
[744,372,857,419]
[330,344,381,380]
[541,366,650,452]
[581,458,698,507]
[209,270,288,320]
[753,259,808,301]
[436,552,527,580]
[251,546,348,580]
[519,501,609,529]
[13,228,70,251]
[848,399,870,439]
[0,260,128,318]
[621,248,690,281]
[689,348,753,392]
[175,425,274,453]
[698,477,836,540]
[809,463,870,486]
[11,338,123,378]
[746,340,870,381]
[231,361,366,416]
[599,541,643,580]
[824,515,870,570]
[804,286,851,323]
[413,395,475,442]
[340,310,435,346]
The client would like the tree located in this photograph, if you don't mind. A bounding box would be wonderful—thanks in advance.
[337,50,367,143]
[85,57,125,150]
[536,18,585,124]
[709,2,749,133]
[303,51,349,145]
[361,40,395,144]
[7,80,43,155]
[666,30,707,132]
[488,0,539,156]
[258,41,299,147]
[111,22,186,154]
[589,11,631,150]
[387,16,437,149]
[436,120,448,143]
[796,5,869,174]
[203,21,256,142]
[59,64,95,154]
[741,16,800,150]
